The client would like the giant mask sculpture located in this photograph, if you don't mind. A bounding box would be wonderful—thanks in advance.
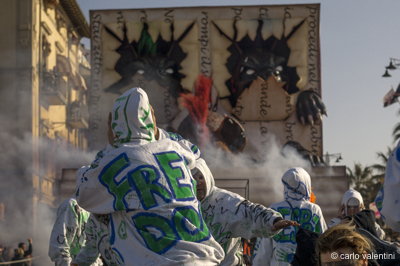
[103,22,194,125]
[213,19,326,126]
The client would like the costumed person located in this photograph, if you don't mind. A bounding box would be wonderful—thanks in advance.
[73,105,203,266]
[192,158,299,266]
[48,197,101,266]
[378,142,400,232]
[252,167,327,266]
[329,189,385,239]
[76,88,224,265]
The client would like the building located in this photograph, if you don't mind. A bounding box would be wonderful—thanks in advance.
[0,0,89,256]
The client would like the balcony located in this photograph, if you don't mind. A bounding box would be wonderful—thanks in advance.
[67,100,89,129]
[41,70,68,105]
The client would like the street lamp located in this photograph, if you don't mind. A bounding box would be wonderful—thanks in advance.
[382,58,400,77]
[382,58,400,107]
[324,152,342,166]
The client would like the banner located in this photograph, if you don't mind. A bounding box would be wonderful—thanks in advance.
[89,4,323,160]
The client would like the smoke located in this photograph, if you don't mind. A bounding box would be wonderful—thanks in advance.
[0,126,96,265]
[201,134,311,206]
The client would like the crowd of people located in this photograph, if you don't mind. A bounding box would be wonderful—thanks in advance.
[46,87,400,265]
[0,238,32,266]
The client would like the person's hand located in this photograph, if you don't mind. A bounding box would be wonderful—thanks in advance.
[27,238,32,244]
[272,219,300,231]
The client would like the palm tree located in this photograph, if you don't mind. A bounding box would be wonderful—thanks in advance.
[346,163,379,206]
[347,163,372,191]
[370,147,393,183]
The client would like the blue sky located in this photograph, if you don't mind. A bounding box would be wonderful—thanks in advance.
[77,0,400,168]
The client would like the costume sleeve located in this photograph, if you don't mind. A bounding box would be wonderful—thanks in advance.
[316,205,328,233]
[72,215,101,266]
[252,237,273,266]
[328,217,341,228]
[48,199,78,266]
[374,222,386,239]
[204,188,283,240]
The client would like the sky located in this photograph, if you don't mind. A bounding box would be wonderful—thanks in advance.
[76,0,400,168]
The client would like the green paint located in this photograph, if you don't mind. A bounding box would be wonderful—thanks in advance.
[99,155,131,210]
[133,214,176,254]
[128,166,172,210]
[137,24,157,56]
[139,106,150,122]
[174,207,209,242]
[114,106,120,121]
[155,152,194,200]
[139,106,154,141]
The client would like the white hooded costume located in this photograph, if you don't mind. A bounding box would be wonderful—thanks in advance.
[76,88,224,265]
[252,167,327,266]
[73,131,204,266]
[329,189,385,239]
[48,198,97,266]
[379,142,400,232]
[329,188,365,228]
[194,158,283,266]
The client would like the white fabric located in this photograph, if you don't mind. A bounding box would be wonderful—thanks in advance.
[341,189,364,216]
[195,158,283,266]
[76,88,224,265]
[252,168,327,266]
[48,198,99,266]
[112,87,156,144]
[329,189,386,239]
[282,167,311,201]
[73,214,121,266]
[74,131,203,265]
[381,142,400,232]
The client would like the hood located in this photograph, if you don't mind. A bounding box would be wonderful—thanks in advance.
[111,88,156,144]
[193,158,215,202]
[341,189,364,215]
[282,167,312,201]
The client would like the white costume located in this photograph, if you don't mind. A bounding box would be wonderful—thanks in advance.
[330,189,385,239]
[72,214,121,265]
[48,198,96,266]
[73,131,202,266]
[76,88,224,265]
[379,142,400,232]
[194,158,283,266]
[252,168,327,266]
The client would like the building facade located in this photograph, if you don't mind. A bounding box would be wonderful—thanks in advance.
[0,0,89,251]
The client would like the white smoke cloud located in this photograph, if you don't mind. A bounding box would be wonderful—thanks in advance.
[202,134,311,206]
[0,127,96,265]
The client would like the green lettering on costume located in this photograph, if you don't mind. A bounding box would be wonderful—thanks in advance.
[273,207,294,243]
[173,207,209,242]
[278,207,290,217]
[132,214,177,254]
[128,166,172,209]
[99,154,131,210]
[313,214,322,233]
[292,208,300,220]
[299,209,313,230]
[155,152,194,200]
